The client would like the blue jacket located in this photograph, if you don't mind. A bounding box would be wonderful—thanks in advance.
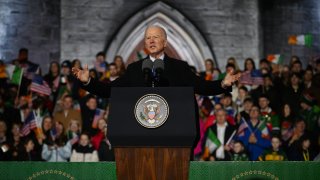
[237,121,271,160]
[42,141,72,162]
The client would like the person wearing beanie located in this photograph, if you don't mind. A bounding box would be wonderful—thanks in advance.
[258,94,280,136]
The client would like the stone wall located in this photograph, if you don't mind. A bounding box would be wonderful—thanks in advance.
[0,0,60,73]
[261,0,320,66]
[61,0,261,70]
[2,0,319,72]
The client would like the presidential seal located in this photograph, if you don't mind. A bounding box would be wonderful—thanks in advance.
[134,94,169,128]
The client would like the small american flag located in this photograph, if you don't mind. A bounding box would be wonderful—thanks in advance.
[30,74,52,96]
[92,108,105,129]
[251,70,264,85]
[237,118,249,137]
[239,70,264,85]
[20,111,37,136]
[239,71,252,85]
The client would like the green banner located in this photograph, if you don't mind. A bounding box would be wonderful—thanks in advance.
[0,162,319,179]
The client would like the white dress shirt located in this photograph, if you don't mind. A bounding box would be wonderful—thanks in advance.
[149,54,164,62]
[216,122,227,159]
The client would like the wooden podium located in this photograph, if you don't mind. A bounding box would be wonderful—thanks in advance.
[108,87,197,180]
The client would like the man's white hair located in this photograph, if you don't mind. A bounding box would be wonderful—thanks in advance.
[145,25,167,39]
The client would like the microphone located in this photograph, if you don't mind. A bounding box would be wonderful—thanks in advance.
[153,59,164,82]
[142,58,153,83]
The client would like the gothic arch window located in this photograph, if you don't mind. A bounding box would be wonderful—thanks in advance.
[105,1,216,72]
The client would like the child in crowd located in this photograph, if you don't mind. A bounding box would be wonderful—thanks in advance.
[231,141,249,161]
[259,136,287,161]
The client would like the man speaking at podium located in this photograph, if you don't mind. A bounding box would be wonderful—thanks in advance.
[72,25,240,97]
[72,25,240,155]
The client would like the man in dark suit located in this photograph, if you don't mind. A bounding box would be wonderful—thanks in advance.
[72,26,240,149]
[72,25,240,97]
[203,109,236,161]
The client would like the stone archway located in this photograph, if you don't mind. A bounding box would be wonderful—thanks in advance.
[105,1,216,72]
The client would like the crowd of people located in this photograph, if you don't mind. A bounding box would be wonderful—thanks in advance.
[0,48,320,162]
[194,56,320,161]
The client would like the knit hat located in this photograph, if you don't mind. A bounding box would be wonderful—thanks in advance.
[61,60,71,68]
[300,93,315,107]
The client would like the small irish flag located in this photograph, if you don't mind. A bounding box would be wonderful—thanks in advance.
[137,48,149,60]
[205,128,221,153]
[288,34,312,47]
[258,120,270,139]
[267,54,284,64]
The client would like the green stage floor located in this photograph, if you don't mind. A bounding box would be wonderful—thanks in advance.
[0,161,320,179]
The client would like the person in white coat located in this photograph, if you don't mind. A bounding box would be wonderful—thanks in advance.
[70,133,99,162]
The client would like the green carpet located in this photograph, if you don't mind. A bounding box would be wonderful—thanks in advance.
[0,161,319,179]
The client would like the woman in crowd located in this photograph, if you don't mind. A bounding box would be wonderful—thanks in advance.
[8,122,22,161]
[280,104,295,142]
[41,121,71,162]
[17,138,38,161]
[244,58,256,72]
[70,133,99,162]
[39,115,54,145]
[44,61,60,91]
[113,55,126,76]
[200,59,217,81]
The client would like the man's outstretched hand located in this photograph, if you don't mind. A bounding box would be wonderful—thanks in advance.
[72,64,90,83]
[222,70,241,87]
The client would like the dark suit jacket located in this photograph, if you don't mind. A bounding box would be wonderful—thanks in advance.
[81,55,231,147]
[203,123,236,160]
[82,55,230,98]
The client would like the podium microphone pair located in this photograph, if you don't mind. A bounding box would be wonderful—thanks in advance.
[142,58,164,87]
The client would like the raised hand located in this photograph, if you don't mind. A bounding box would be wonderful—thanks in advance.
[222,69,241,87]
[72,64,90,83]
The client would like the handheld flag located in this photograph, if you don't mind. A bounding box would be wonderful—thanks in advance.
[257,120,270,139]
[251,70,263,85]
[267,54,284,64]
[237,118,252,137]
[92,108,105,128]
[11,66,23,85]
[30,74,51,96]
[20,111,37,136]
[239,70,263,85]
[205,128,221,153]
